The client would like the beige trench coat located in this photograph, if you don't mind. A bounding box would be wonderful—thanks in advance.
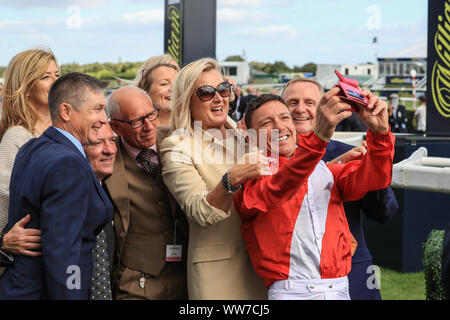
[159,121,267,300]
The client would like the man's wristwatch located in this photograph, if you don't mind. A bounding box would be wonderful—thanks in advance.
[221,169,243,194]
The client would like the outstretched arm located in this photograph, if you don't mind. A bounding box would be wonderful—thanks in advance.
[330,91,395,202]
[236,131,327,218]
[236,87,355,218]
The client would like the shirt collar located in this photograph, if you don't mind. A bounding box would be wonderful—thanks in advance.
[54,127,86,158]
[121,136,157,160]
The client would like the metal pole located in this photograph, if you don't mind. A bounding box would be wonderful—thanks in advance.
[411,69,417,109]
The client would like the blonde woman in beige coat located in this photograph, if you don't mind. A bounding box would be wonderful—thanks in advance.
[159,58,269,300]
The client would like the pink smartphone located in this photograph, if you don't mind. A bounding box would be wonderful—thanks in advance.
[334,69,369,112]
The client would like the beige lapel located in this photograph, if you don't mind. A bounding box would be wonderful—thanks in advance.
[156,126,179,220]
[156,126,170,149]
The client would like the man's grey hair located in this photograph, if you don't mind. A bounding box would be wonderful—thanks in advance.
[105,92,120,119]
[281,78,325,97]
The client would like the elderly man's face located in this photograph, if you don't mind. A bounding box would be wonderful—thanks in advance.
[70,89,108,145]
[282,82,322,134]
[110,90,158,149]
[250,100,297,158]
[84,124,116,181]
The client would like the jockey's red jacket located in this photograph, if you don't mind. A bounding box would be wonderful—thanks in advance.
[234,130,395,288]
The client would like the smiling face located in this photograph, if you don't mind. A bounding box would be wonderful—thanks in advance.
[70,89,108,145]
[250,100,297,157]
[189,69,230,131]
[148,65,178,113]
[110,88,158,149]
[84,123,116,181]
[282,81,322,134]
[28,60,60,110]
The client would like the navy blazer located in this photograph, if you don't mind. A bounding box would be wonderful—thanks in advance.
[0,126,113,300]
[323,139,398,300]
[323,139,398,262]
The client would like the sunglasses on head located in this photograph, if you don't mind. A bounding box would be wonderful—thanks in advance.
[196,81,231,102]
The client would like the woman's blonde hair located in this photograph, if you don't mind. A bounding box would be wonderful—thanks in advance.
[135,54,180,94]
[0,48,58,140]
[170,58,224,136]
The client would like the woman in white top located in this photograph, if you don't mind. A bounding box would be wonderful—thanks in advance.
[0,49,60,265]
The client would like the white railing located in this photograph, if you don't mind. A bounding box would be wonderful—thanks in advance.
[332,132,366,146]
[415,75,427,89]
[392,147,450,194]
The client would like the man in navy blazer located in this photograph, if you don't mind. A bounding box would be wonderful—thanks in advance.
[0,72,113,299]
[281,78,398,300]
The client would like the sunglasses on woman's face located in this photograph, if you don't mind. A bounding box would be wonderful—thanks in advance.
[196,81,231,102]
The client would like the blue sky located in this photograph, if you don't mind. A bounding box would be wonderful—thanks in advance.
[0,0,428,67]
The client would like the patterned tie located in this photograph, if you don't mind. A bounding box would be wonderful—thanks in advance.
[136,148,159,179]
[90,229,112,300]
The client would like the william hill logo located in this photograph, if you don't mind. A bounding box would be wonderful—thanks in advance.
[167,4,182,67]
[432,0,450,118]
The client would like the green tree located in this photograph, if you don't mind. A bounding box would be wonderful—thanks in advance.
[225,55,245,62]
[60,62,81,74]
[94,69,116,80]
[0,66,7,78]
[250,60,317,75]
[84,62,104,73]
[249,61,268,72]
[266,61,291,74]
[293,62,317,74]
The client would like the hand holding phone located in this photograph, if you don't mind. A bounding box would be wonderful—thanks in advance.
[334,69,369,112]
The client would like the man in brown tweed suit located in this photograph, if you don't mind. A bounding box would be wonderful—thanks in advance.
[105,86,188,300]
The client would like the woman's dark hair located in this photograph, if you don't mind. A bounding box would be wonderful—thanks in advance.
[244,94,288,129]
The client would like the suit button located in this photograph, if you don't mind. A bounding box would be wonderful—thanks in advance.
[120,232,125,238]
